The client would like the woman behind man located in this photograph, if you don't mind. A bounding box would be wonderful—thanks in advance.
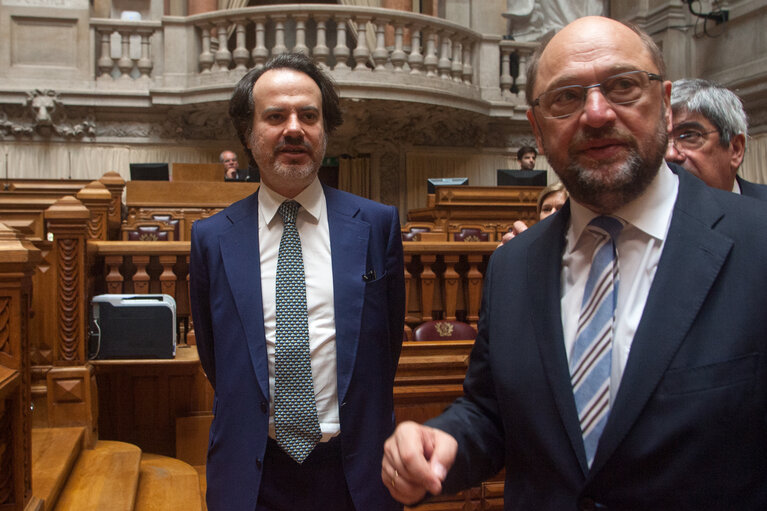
[499,182,568,245]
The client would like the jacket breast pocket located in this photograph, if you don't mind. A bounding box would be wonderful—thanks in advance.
[659,353,759,396]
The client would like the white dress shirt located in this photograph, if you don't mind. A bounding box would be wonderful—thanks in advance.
[258,178,340,440]
[561,162,679,403]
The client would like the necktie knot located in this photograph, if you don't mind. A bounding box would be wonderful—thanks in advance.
[278,200,300,226]
[587,215,624,242]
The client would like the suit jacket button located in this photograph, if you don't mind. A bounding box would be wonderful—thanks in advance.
[260,401,267,414]
[256,459,262,470]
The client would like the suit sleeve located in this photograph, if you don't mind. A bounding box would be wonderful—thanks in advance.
[189,220,216,390]
[385,205,406,382]
[426,256,506,492]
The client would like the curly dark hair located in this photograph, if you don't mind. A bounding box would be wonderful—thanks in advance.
[229,53,343,169]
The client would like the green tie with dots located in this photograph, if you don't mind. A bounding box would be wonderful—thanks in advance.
[274,200,322,464]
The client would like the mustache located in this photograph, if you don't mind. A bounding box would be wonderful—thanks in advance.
[274,138,313,154]
[571,126,635,148]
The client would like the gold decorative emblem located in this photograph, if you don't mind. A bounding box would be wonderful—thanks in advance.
[435,321,454,337]
[464,235,481,242]
[139,233,159,241]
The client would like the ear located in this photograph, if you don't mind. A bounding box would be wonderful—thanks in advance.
[526,109,545,154]
[730,133,746,172]
[662,80,673,134]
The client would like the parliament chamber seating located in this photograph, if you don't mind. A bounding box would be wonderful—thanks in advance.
[413,320,477,342]
[449,223,495,242]
[121,221,175,241]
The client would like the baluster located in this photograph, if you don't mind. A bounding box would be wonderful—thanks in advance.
[97,29,114,79]
[516,46,534,101]
[232,20,249,70]
[420,254,436,322]
[293,14,309,55]
[423,29,438,77]
[214,21,232,71]
[132,255,150,294]
[117,30,133,79]
[438,32,452,80]
[159,255,177,297]
[404,254,413,323]
[313,15,330,68]
[272,15,288,56]
[353,16,371,71]
[451,39,463,82]
[371,18,388,71]
[500,47,513,96]
[105,256,124,294]
[408,25,423,74]
[251,18,268,69]
[466,254,483,327]
[333,15,351,70]
[390,22,406,72]
[137,29,153,78]
[443,255,460,321]
[462,39,473,84]
[199,24,214,73]
[76,181,111,240]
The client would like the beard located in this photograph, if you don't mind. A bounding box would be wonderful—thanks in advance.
[545,111,668,214]
[251,132,327,182]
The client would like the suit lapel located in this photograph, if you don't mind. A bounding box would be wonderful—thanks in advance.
[218,193,270,400]
[528,204,591,475]
[325,187,370,404]
[591,170,734,473]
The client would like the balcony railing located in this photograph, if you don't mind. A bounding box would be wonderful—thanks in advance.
[88,4,538,110]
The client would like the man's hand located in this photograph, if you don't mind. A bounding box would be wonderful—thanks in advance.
[225,167,237,179]
[382,421,458,505]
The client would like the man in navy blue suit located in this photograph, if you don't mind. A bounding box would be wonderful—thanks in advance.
[666,78,767,199]
[383,17,767,510]
[191,53,405,511]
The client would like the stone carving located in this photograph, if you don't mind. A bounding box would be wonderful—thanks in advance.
[503,0,606,42]
[0,90,95,140]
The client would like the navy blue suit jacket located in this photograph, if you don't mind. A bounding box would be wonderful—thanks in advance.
[190,184,405,511]
[737,175,767,201]
[429,167,767,509]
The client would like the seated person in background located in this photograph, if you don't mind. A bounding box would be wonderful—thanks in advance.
[220,149,260,182]
[517,145,537,170]
[499,181,568,245]
[220,150,240,179]
[666,78,767,199]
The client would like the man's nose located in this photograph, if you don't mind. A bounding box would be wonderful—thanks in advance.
[284,114,303,136]
[581,88,617,128]
[665,140,685,163]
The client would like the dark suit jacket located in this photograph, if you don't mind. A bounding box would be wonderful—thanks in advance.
[429,167,767,510]
[737,175,767,200]
[190,184,405,511]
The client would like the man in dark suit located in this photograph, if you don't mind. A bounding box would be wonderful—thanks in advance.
[191,53,405,511]
[382,16,767,510]
[666,78,767,199]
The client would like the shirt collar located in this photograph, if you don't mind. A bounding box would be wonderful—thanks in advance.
[732,177,741,194]
[568,161,679,250]
[258,177,324,226]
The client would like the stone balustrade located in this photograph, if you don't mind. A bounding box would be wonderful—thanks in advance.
[90,5,537,109]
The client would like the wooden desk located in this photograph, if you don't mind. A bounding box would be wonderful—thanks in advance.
[171,163,224,182]
[408,185,543,227]
[91,345,202,456]
[126,180,258,208]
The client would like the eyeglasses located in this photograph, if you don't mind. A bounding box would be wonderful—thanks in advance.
[532,70,663,119]
[670,129,719,151]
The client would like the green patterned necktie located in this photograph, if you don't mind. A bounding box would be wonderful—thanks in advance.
[274,200,322,464]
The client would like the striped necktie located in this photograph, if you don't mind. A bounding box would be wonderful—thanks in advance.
[274,200,322,464]
[570,215,624,468]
